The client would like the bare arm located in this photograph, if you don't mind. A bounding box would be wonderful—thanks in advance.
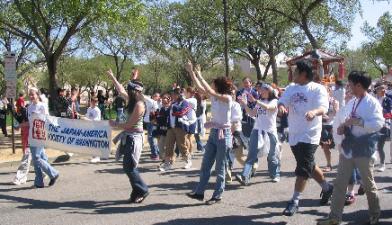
[196,70,231,103]
[113,101,145,130]
[185,63,207,94]
[106,69,128,99]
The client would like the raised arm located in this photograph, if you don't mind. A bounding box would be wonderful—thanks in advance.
[106,69,128,99]
[185,62,206,94]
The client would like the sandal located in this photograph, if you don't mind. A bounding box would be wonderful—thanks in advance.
[134,192,150,204]
[322,166,332,172]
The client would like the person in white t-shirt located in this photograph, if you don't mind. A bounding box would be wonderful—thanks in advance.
[84,97,102,163]
[237,82,280,185]
[185,87,198,154]
[278,61,333,216]
[320,85,339,172]
[28,88,59,188]
[144,93,160,160]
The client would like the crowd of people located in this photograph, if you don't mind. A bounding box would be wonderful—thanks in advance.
[6,62,392,225]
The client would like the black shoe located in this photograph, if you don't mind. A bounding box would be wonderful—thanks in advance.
[34,185,44,189]
[49,174,59,186]
[134,192,149,204]
[283,200,299,216]
[205,197,222,205]
[320,185,334,206]
[186,192,204,201]
[357,185,365,196]
[235,174,249,186]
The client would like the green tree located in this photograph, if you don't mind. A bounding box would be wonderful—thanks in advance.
[0,0,144,97]
[362,12,392,73]
[265,0,360,49]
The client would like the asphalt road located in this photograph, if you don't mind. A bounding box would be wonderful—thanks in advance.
[0,143,391,225]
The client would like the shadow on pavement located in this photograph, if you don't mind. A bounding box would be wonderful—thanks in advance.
[152,214,287,225]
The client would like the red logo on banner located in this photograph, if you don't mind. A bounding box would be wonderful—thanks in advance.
[32,119,46,140]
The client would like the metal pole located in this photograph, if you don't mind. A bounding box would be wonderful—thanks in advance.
[11,98,15,154]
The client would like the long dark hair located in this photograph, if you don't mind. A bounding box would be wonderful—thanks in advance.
[127,81,144,114]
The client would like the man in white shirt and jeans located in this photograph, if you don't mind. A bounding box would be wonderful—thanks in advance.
[318,71,383,225]
[279,61,333,216]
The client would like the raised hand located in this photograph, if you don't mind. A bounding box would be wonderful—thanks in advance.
[106,69,115,79]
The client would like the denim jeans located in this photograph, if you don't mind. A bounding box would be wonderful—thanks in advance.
[194,118,204,151]
[123,134,148,197]
[194,128,231,199]
[30,146,59,187]
[116,108,126,123]
[348,168,361,185]
[146,122,159,157]
[242,129,280,179]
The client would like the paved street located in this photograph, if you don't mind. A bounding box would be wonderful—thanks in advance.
[0,143,392,225]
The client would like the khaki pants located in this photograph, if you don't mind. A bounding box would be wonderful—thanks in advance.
[330,155,380,221]
[164,128,190,162]
[158,136,166,159]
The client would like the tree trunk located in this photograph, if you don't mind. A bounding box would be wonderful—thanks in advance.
[301,19,319,49]
[47,55,59,99]
[262,59,272,80]
[271,54,278,84]
[223,0,229,77]
[251,58,262,81]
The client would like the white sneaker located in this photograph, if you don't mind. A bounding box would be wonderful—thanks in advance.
[159,162,172,172]
[90,157,101,163]
[272,177,280,183]
[67,153,74,157]
[184,160,192,169]
[376,164,385,172]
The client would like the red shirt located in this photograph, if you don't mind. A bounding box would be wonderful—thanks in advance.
[16,97,25,109]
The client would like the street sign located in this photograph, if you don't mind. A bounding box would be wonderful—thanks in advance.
[3,52,17,98]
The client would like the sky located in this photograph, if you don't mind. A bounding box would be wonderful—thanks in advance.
[347,0,392,49]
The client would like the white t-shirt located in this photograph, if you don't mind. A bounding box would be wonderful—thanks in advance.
[333,87,345,108]
[27,101,49,119]
[344,94,384,137]
[210,96,232,126]
[231,101,243,131]
[254,99,278,136]
[279,82,329,146]
[144,96,159,123]
[40,94,49,110]
[86,107,101,121]
[186,97,197,111]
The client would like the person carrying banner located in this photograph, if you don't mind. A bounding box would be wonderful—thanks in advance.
[107,69,149,204]
[28,88,59,188]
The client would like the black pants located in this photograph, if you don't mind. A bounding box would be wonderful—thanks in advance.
[291,142,318,178]
[0,118,7,136]
[122,135,148,198]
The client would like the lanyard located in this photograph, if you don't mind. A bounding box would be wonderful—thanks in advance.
[351,97,363,117]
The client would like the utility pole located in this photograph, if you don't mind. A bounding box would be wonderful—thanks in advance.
[223,0,229,77]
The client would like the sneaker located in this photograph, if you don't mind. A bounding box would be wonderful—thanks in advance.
[186,192,204,201]
[368,215,380,225]
[320,185,334,206]
[159,162,172,172]
[251,167,257,178]
[49,174,59,186]
[317,217,340,225]
[357,185,365,195]
[90,156,101,163]
[205,197,222,205]
[150,155,160,161]
[344,194,356,205]
[12,178,26,185]
[282,200,299,216]
[184,160,192,169]
[235,174,249,186]
[272,177,280,183]
[376,164,385,172]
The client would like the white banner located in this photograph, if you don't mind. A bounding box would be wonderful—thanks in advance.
[29,114,112,158]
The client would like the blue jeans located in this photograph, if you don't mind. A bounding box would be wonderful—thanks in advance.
[194,118,204,151]
[194,128,231,199]
[242,129,280,179]
[122,134,148,197]
[30,146,59,187]
[349,168,362,185]
[146,122,159,157]
[116,108,126,123]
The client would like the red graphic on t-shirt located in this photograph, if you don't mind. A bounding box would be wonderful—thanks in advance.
[32,119,46,140]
